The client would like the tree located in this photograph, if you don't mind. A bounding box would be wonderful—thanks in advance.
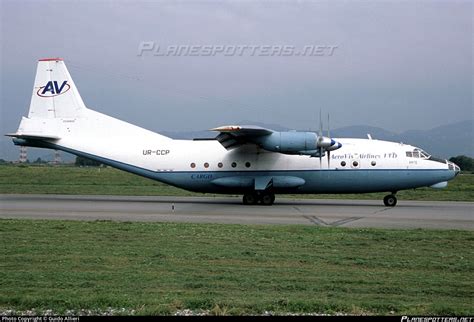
[449,155,474,172]
[33,157,46,164]
[75,156,103,167]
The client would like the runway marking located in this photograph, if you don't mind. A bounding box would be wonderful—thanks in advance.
[303,215,364,227]
[304,206,391,227]
[303,215,328,226]
[330,216,364,227]
[373,208,392,215]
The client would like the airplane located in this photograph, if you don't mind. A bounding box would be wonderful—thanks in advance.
[6,58,460,206]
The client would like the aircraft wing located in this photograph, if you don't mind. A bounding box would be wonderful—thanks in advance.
[210,125,274,149]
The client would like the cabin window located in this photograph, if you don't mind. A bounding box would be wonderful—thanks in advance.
[406,151,413,157]
[245,162,251,168]
[352,161,359,167]
[231,162,237,168]
[190,163,196,168]
[341,161,346,167]
[204,162,209,168]
[218,162,223,168]
[371,161,376,166]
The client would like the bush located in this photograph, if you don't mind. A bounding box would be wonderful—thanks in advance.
[449,155,474,172]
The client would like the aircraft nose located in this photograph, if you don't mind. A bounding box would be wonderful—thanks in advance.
[447,161,460,176]
[454,163,460,176]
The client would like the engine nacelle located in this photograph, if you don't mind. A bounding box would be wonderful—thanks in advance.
[253,131,342,156]
[253,131,318,155]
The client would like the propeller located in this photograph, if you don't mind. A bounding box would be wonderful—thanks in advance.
[315,110,342,169]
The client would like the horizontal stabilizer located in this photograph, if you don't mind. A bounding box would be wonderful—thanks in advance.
[5,133,60,140]
[7,116,61,141]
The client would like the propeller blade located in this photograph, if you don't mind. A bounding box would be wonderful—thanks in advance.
[319,109,323,138]
[318,147,322,168]
[327,112,331,169]
[327,113,330,138]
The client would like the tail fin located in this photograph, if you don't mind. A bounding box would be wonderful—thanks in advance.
[28,58,86,118]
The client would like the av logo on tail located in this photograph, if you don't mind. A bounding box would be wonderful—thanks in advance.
[37,80,70,97]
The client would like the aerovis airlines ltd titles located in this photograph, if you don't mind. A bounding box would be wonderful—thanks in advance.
[7,58,460,206]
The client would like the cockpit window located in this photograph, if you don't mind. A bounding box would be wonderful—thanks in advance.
[420,151,430,158]
[406,148,430,159]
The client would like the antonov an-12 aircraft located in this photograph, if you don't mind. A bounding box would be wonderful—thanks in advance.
[7,58,460,206]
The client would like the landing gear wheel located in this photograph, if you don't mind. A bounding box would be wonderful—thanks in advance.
[243,193,258,205]
[383,194,397,207]
[260,193,275,206]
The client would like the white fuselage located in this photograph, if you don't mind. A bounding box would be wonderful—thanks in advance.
[16,108,458,195]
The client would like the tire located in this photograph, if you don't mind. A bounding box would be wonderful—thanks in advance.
[260,193,275,206]
[383,194,397,207]
[243,193,258,205]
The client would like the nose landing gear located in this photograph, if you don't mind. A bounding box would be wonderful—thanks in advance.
[383,193,397,207]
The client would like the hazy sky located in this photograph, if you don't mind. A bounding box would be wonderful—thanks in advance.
[1,0,473,159]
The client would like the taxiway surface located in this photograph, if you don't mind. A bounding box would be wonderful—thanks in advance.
[1,194,472,229]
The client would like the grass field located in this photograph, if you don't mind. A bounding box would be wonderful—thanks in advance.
[1,219,473,315]
[1,165,472,315]
[0,164,473,201]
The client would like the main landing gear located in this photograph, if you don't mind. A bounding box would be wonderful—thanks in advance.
[383,193,397,207]
[243,192,275,206]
